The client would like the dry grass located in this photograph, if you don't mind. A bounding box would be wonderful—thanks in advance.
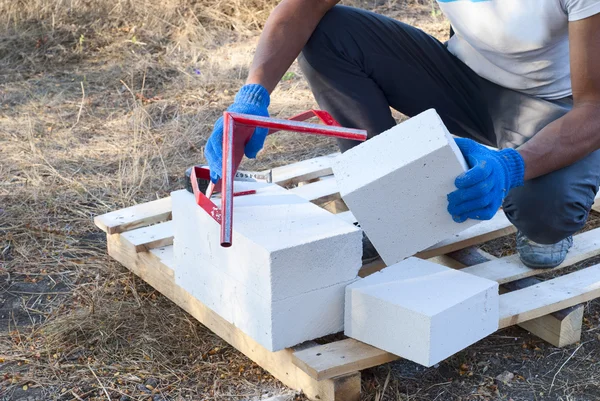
[7,1,600,401]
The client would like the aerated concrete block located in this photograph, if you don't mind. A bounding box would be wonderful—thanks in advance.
[332,108,480,265]
[345,257,499,367]
[171,184,362,351]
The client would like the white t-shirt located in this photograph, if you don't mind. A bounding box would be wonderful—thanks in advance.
[437,0,600,99]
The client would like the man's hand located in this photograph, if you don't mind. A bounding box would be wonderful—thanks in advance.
[448,138,525,223]
[204,84,270,183]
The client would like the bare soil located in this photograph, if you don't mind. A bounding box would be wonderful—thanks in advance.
[2,1,600,400]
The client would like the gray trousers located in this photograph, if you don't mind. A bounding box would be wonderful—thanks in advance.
[298,5,600,244]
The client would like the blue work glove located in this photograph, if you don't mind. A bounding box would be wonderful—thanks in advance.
[447,138,525,223]
[205,84,270,183]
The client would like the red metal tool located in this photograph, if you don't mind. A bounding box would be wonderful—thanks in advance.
[191,110,367,247]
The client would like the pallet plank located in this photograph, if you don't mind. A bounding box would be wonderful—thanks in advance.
[499,264,600,328]
[271,153,339,187]
[503,278,583,347]
[416,212,515,259]
[121,221,174,252]
[94,197,172,234]
[288,175,340,204]
[292,339,397,381]
[462,227,600,284]
[450,248,583,348]
[106,234,358,401]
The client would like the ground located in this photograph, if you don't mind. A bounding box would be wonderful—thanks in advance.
[2,0,600,400]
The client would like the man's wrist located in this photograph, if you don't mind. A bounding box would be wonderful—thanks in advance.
[235,84,270,109]
[499,148,526,189]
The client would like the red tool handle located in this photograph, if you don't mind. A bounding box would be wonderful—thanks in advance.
[197,110,368,247]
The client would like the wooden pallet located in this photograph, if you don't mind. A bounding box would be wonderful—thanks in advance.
[95,154,600,401]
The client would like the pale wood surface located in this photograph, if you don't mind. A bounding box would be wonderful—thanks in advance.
[416,212,516,259]
[499,264,600,328]
[94,197,172,234]
[451,249,583,348]
[271,153,339,187]
[504,278,583,347]
[106,233,358,401]
[462,227,600,284]
[121,221,174,252]
[288,175,340,204]
[293,339,397,382]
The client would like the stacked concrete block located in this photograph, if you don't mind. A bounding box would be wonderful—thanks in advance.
[332,108,480,265]
[171,182,362,351]
[345,257,499,367]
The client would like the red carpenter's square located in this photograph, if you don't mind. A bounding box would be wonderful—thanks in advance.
[192,110,368,247]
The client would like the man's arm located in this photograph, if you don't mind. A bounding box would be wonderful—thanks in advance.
[517,13,600,180]
[203,0,340,181]
[246,0,340,93]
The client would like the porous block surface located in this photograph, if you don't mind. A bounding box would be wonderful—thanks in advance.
[172,185,362,351]
[345,257,499,367]
[332,108,480,265]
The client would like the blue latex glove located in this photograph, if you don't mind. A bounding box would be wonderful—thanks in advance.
[205,84,270,183]
[447,138,525,223]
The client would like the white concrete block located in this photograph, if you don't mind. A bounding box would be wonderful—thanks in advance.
[172,187,362,301]
[332,108,480,265]
[176,239,354,350]
[345,257,499,367]
[171,185,362,351]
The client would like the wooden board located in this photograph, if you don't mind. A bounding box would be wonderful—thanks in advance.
[450,247,583,348]
[289,175,340,204]
[462,227,600,284]
[499,263,600,328]
[105,232,359,401]
[292,339,398,381]
[121,221,174,252]
[94,197,172,234]
[503,278,583,347]
[271,153,339,187]
[416,212,515,259]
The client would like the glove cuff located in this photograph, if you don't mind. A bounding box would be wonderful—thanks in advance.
[499,148,525,189]
[235,84,270,109]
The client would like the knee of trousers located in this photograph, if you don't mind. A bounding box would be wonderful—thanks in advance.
[503,187,593,245]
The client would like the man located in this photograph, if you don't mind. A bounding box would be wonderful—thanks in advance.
[204,0,600,269]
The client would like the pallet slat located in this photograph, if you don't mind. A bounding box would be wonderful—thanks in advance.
[94,197,172,234]
[499,264,600,328]
[462,227,600,284]
[292,339,397,382]
[289,175,339,204]
[271,153,339,187]
[450,248,584,348]
[416,212,515,259]
[503,277,584,347]
[121,221,174,252]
